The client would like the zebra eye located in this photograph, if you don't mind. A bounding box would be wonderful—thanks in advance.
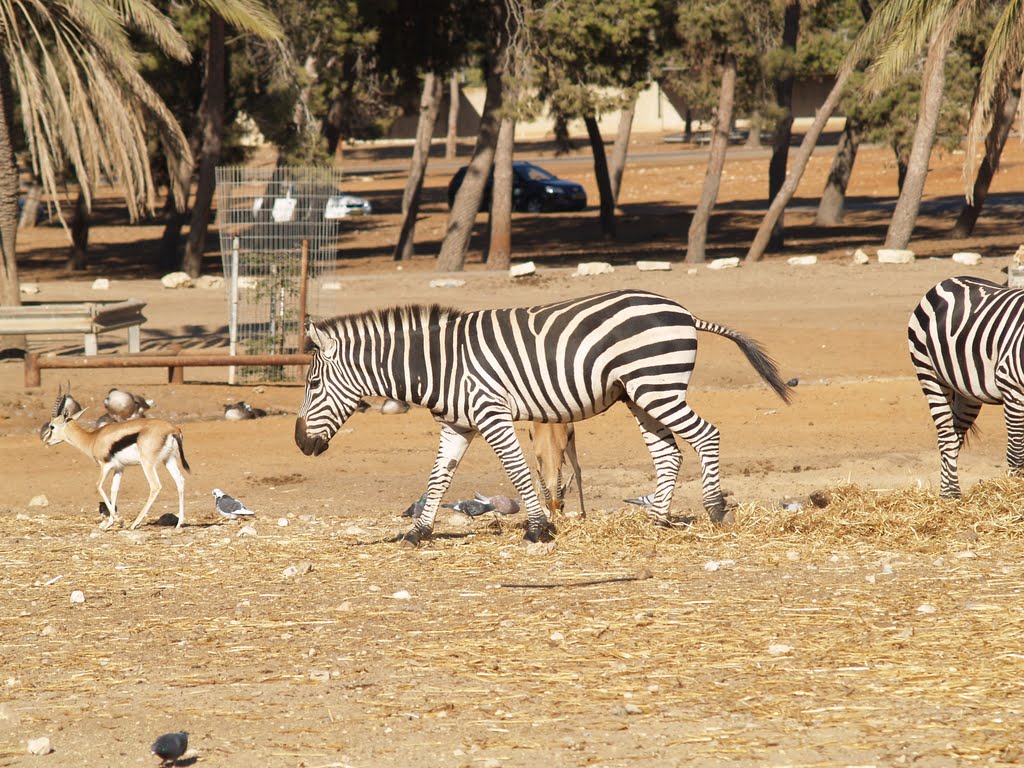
[308,376,322,390]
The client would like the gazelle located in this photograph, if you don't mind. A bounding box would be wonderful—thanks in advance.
[529,422,585,519]
[41,387,190,530]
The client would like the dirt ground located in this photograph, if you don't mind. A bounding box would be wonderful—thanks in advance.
[2,134,1024,767]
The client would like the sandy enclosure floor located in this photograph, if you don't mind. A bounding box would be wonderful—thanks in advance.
[2,136,1024,766]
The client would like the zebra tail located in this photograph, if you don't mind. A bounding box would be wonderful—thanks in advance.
[693,318,793,404]
[174,432,191,473]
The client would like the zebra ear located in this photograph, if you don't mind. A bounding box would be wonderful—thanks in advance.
[306,322,338,358]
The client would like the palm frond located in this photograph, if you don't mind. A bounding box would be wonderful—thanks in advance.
[200,0,282,40]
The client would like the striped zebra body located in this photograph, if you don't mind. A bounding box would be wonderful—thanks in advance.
[908,276,1024,497]
[295,290,792,545]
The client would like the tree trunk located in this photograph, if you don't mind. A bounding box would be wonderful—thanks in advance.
[745,113,762,148]
[884,31,950,250]
[584,115,616,239]
[815,118,861,226]
[67,190,90,271]
[767,0,800,250]
[394,73,445,261]
[951,74,1021,238]
[436,0,508,272]
[687,54,736,264]
[445,71,460,160]
[158,122,202,271]
[609,94,637,206]
[182,12,226,278]
[553,113,573,154]
[746,67,852,261]
[0,53,25,354]
[488,116,515,270]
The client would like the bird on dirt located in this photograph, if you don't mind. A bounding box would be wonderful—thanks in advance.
[442,499,496,517]
[241,402,267,418]
[223,402,255,421]
[94,412,115,429]
[402,493,428,518]
[104,388,153,421]
[474,492,520,515]
[623,494,656,508]
[212,489,254,520]
[151,731,188,766]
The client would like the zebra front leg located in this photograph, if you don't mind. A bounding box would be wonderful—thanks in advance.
[627,404,683,526]
[478,417,553,543]
[401,424,475,548]
[1003,398,1024,478]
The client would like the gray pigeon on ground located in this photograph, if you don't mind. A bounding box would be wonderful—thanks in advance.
[212,488,254,520]
[474,492,520,515]
[442,499,496,517]
[623,494,656,508]
[223,402,255,421]
[402,493,428,518]
[104,388,152,421]
[151,731,188,766]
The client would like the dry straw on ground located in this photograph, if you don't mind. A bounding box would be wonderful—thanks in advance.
[3,482,1024,766]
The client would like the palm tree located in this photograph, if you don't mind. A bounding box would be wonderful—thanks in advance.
[0,0,192,352]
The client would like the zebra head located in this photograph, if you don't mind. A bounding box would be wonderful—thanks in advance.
[295,321,363,456]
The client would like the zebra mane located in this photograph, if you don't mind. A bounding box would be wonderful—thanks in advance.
[318,303,464,338]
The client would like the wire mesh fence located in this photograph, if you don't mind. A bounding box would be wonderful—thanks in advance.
[215,166,348,383]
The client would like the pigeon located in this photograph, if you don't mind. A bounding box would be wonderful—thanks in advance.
[104,388,153,421]
[402,493,428,518]
[442,499,496,517]
[212,488,254,520]
[223,402,255,421]
[474,492,520,515]
[94,412,115,429]
[151,731,188,766]
[380,398,410,415]
[623,494,656,508]
[241,402,267,418]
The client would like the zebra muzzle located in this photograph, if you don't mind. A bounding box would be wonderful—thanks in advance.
[294,417,330,456]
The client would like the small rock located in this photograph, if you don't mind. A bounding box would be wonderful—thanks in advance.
[786,550,800,561]
[237,525,257,537]
[343,525,368,536]
[160,271,193,289]
[787,255,817,266]
[917,603,937,614]
[392,590,412,600]
[429,278,466,289]
[309,670,331,683]
[509,261,536,278]
[549,631,565,643]
[781,501,803,513]
[707,257,740,270]
[575,261,614,276]
[786,377,799,387]
[877,248,915,264]
[704,560,721,572]
[956,550,977,559]
[852,248,870,265]
[525,540,557,557]
[767,644,792,656]
[27,737,52,755]
[957,528,979,542]
[195,275,224,290]
[277,517,289,527]
[283,562,313,578]
[809,490,831,508]
[40,625,56,637]
[623,703,642,715]
[952,251,981,266]
[20,283,40,295]
[636,260,671,271]
[69,590,85,605]
[91,278,111,290]
[28,495,48,508]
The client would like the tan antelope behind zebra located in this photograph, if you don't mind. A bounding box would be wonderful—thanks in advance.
[529,422,585,519]
[41,386,190,530]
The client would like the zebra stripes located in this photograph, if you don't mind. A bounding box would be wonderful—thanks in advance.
[294,289,792,545]
[908,276,1024,497]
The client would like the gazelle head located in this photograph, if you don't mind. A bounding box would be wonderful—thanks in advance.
[41,386,86,445]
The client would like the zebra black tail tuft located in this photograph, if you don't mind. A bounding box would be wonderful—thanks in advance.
[694,318,793,404]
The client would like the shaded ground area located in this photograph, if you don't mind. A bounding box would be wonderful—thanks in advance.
[1,135,1024,766]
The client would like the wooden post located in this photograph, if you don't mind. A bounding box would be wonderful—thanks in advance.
[24,352,40,388]
[298,239,310,353]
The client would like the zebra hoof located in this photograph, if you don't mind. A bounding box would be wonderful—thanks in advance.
[524,521,556,543]
[399,529,426,548]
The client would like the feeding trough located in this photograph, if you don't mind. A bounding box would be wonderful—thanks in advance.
[0,298,147,355]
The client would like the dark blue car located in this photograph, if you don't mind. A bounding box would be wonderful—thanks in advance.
[446,161,587,213]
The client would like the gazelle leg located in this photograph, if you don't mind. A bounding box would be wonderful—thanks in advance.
[97,466,119,530]
[129,463,163,530]
[165,458,187,528]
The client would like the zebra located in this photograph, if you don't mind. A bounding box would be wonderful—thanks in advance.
[908,275,1024,498]
[294,290,793,545]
